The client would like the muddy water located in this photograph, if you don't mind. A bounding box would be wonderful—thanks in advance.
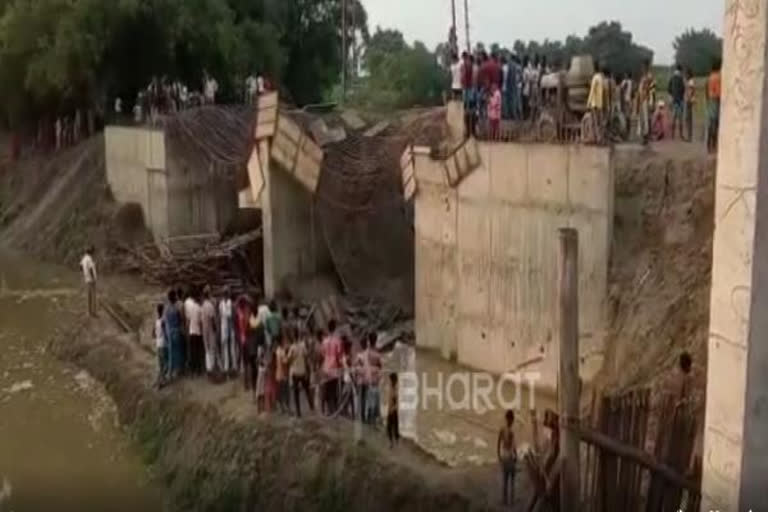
[387,344,557,468]
[0,251,161,511]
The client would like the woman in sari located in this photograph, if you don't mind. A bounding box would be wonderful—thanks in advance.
[163,289,184,380]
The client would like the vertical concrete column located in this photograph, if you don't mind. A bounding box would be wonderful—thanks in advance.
[702,1,768,509]
[259,138,276,298]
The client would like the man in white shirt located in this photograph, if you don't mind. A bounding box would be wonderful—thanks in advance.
[245,75,257,105]
[80,246,97,316]
[204,74,219,105]
[450,53,463,100]
[218,290,236,374]
[185,291,204,376]
[201,287,218,377]
[257,75,265,95]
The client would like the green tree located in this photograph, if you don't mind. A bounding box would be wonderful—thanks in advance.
[673,28,722,76]
[353,28,446,110]
[582,21,653,75]
[364,27,407,72]
[490,22,652,74]
[0,0,371,125]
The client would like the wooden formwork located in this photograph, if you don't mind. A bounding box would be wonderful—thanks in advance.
[526,388,701,512]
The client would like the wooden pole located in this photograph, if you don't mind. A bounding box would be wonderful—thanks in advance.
[341,0,347,103]
[451,0,457,36]
[569,423,699,493]
[558,228,580,511]
[463,0,470,53]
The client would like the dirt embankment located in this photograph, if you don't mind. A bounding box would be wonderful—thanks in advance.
[0,137,150,269]
[49,311,494,512]
[601,145,715,402]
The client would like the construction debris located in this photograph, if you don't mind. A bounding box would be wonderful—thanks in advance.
[161,106,255,169]
[340,110,367,130]
[292,294,413,350]
[115,229,262,294]
[309,118,347,146]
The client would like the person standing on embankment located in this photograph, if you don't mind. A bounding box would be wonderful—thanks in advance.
[164,290,184,381]
[80,245,97,316]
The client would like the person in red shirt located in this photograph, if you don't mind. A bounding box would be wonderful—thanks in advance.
[478,51,502,135]
[321,319,343,415]
[489,52,502,90]
[235,295,254,391]
[706,58,722,154]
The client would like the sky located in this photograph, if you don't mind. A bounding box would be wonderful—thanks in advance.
[362,0,724,64]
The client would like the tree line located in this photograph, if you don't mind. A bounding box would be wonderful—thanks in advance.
[0,0,368,128]
[0,0,722,129]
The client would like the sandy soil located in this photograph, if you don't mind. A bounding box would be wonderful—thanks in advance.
[0,137,151,271]
[602,141,715,409]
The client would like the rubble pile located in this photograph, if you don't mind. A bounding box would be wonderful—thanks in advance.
[115,229,262,294]
[294,294,414,351]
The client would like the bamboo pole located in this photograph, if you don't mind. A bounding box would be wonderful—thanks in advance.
[570,424,699,494]
[558,228,580,512]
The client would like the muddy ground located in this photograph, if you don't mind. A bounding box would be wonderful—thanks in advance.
[49,300,523,511]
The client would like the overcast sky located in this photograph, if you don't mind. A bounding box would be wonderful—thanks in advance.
[362,0,724,64]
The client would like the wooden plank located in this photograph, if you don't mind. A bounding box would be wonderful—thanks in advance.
[444,156,460,186]
[277,115,303,145]
[271,130,299,172]
[403,175,417,201]
[258,90,278,109]
[295,150,321,192]
[247,147,264,202]
[558,228,580,512]
[572,424,699,494]
[255,94,279,140]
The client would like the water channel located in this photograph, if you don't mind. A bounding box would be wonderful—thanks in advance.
[0,250,161,511]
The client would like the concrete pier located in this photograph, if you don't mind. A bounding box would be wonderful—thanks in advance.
[701,1,768,509]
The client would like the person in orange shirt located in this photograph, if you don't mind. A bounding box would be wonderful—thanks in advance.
[706,59,722,154]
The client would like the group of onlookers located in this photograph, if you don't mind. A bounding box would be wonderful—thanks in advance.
[450,50,554,138]
[448,47,723,151]
[585,58,722,150]
[153,287,401,445]
[114,71,273,126]
[114,74,214,125]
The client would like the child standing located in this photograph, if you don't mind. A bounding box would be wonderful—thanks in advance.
[488,82,502,140]
[386,372,399,447]
[154,304,169,388]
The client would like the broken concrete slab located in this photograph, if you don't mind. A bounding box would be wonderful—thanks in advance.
[340,110,367,130]
[309,119,347,147]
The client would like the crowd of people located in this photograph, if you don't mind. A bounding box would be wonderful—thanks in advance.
[449,50,555,137]
[114,71,273,125]
[447,48,722,151]
[7,107,102,160]
[152,286,401,446]
[585,58,721,150]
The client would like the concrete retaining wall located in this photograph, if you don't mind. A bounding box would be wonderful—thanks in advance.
[413,142,613,389]
[261,139,333,298]
[105,126,237,241]
[105,126,168,237]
